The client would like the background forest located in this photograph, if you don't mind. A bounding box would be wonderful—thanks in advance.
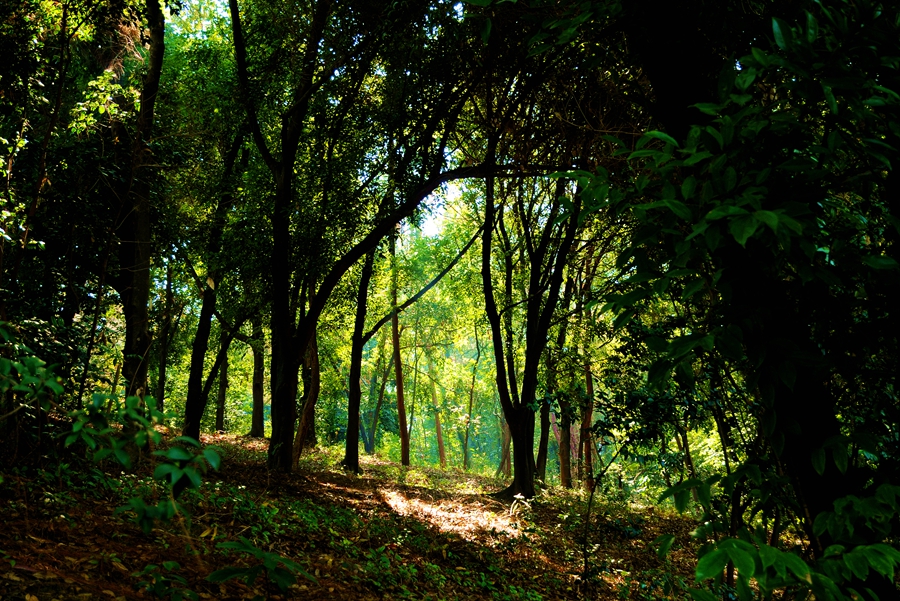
[1,0,899,599]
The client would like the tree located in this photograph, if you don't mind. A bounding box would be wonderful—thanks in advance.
[586,1,900,596]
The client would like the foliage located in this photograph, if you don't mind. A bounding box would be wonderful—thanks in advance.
[207,536,316,599]
[134,561,198,601]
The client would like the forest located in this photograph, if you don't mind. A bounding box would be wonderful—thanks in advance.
[1,0,899,599]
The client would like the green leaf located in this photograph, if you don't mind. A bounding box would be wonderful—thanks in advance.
[772,18,790,50]
[782,553,811,582]
[832,444,848,474]
[729,215,760,246]
[644,130,679,147]
[154,463,183,483]
[628,149,662,160]
[821,83,838,114]
[654,534,676,560]
[682,177,697,200]
[754,210,779,232]
[159,447,194,462]
[688,590,719,601]
[844,550,870,581]
[863,255,899,270]
[724,547,756,580]
[663,199,692,220]
[805,10,819,43]
[203,449,221,470]
[706,205,748,220]
[811,448,826,475]
[759,544,779,571]
[683,151,713,166]
[207,567,252,583]
[682,278,706,300]
[696,549,728,581]
[647,359,672,387]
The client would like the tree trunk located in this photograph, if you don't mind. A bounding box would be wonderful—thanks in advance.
[215,335,229,432]
[431,374,445,467]
[155,261,174,411]
[480,148,582,500]
[182,279,218,440]
[390,230,410,466]
[368,354,393,454]
[248,314,265,437]
[180,131,244,440]
[463,330,480,470]
[495,416,512,478]
[293,329,320,463]
[117,0,165,399]
[342,251,375,473]
[535,397,550,484]
[506,405,536,498]
[582,362,595,491]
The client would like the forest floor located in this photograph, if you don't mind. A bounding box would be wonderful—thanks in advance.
[0,433,700,601]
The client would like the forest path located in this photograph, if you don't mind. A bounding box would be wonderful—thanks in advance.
[0,434,697,600]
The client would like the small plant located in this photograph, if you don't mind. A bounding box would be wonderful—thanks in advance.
[134,561,198,601]
[1,549,15,568]
[207,536,316,600]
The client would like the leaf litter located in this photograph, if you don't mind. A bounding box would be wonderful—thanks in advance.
[0,433,698,600]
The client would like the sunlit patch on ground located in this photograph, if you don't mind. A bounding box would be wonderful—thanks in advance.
[379,488,519,542]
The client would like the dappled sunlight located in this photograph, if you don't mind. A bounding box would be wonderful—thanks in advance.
[379,488,519,542]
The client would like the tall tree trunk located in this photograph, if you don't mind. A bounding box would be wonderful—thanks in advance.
[249,314,265,437]
[582,362,595,491]
[183,279,218,440]
[155,261,174,411]
[118,0,165,398]
[342,251,375,473]
[430,372,445,467]
[535,398,550,484]
[368,354,393,454]
[390,230,410,466]
[558,407,572,488]
[215,335,229,432]
[553,278,574,487]
[463,329,480,470]
[180,132,244,440]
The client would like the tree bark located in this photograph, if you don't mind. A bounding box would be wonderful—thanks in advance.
[390,230,410,466]
[342,251,375,473]
[117,0,165,399]
[463,329,481,470]
[155,261,174,412]
[535,397,550,484]
[482,171,581,500]
[293,329,320,463]
[430,372,446,467]
[495,416,512,478]
[249,314,265,437]
[582,362,595,491]
[368,354,393,454]
[215,335,229,432]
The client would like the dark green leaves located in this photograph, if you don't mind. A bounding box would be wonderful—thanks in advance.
[208,537,317,591]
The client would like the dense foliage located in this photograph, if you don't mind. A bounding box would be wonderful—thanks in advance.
[1,0,898,599]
